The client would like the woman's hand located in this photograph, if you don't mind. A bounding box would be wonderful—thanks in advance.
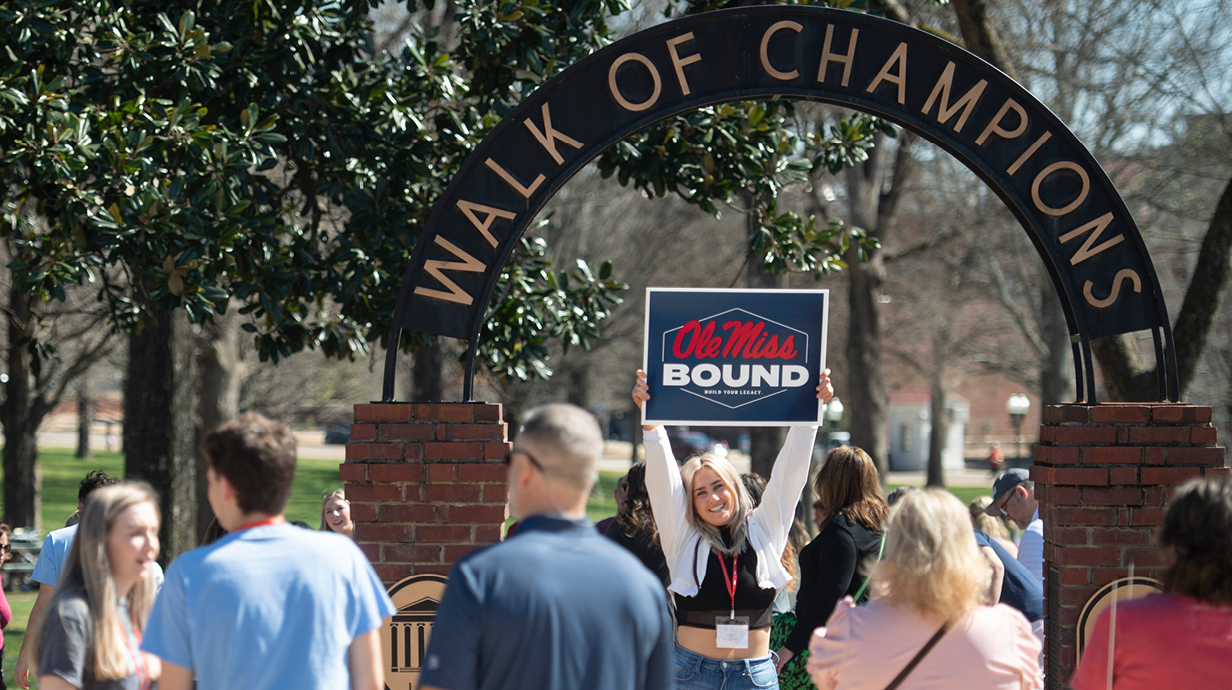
[632,369,650,409]
[817,368,834,405]
[775,648,795,673]
[632,370,660,431]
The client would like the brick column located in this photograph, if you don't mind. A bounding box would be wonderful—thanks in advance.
[341,403,510,583]
[1033,403,1227,688]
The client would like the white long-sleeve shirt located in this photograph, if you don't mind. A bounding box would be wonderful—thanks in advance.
[643,425,818,597]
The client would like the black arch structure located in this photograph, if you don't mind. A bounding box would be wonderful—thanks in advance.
[382,6,1178,404]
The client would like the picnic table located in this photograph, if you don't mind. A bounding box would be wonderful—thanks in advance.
[2,531,42,590]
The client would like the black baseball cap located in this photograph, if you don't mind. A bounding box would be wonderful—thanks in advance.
[985,468,1029,517]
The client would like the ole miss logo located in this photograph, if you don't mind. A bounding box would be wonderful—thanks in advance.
[661,309,812,409]
[644,288,828,425]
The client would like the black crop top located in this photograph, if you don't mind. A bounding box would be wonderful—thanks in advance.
[673,536,777,630]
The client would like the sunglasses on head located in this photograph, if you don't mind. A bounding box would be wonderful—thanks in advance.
[504,446,546,473]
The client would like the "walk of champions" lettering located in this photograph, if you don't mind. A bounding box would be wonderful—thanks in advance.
[403,8,1158,349]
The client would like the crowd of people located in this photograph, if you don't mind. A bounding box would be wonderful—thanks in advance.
[5,375,1231,690]
[419,369,1231,690]
[7,414,392,690]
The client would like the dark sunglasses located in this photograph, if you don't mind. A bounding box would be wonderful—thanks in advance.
[504,447,546,473]
[0,544,9,554]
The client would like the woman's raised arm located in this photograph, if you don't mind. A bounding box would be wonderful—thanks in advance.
[753,370,834,556]
[632,370,689,570]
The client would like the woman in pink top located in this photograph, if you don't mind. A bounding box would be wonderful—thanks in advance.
[807,489,1041,690]
[0,524,12,674]
[1071,477,1232,690]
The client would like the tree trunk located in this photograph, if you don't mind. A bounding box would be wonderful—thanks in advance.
[1171,173,1232,398]
[75,383,93,460]
[1,289,42,530]
[950,0,1018,81]
[1039,280,1074,406]
[926,376,949,488]
[125,298,199,563]
[197,309,246,540]
[411,340,447,402]
[746,199,786,479]
[631,406,642,461]
[845,149,890,479]
[1092,174,1232,402]
[566,364,588,409]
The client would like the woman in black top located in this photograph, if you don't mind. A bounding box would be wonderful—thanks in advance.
[775,446,887,680]
[606,463,671,587]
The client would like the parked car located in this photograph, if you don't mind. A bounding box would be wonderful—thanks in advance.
[324,424,351,445]
[667,428,728,459]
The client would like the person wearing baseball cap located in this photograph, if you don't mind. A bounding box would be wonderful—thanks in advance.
[985,469,1043,584]
[987,467,1046,674]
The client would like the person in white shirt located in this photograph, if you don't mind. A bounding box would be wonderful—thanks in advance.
[632,369,834,690]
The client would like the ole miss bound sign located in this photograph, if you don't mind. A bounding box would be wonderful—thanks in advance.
[642,288,829,426]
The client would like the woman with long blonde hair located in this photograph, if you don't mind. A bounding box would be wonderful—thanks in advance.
[807,489,1040,690]
[32,483,161,690]
[633,368,833,690]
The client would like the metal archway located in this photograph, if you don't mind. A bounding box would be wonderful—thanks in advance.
[382,6,1178,404]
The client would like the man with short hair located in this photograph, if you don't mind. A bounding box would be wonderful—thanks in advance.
[985,467,1045,672]
[420,403,673,690]
[985,468,1044,586]
[14,470,138,688]
[142,412,394,690]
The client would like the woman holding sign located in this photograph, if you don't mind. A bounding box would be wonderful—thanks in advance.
[632,368,833,690]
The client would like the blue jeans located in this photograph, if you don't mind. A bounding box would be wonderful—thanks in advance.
[673,643,779,690]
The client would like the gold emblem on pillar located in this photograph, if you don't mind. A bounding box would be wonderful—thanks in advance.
[1076,576,1162,662]
[382,574,448,690]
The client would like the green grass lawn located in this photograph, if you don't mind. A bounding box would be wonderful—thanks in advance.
[888,483,992,507]
[4,589,36,689]
[0,449,344,534]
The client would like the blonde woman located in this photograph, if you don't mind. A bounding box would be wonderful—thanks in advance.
[320,489,354,539]
[633,368,833,690]
[33,484,161,690]
[969,496,1018,558]
[807,489,1040,690]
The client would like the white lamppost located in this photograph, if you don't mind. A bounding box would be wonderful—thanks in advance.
[1006,394,1031,465]
[825,396,844,429]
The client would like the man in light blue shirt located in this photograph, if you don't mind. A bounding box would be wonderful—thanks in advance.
[142,412,394,690]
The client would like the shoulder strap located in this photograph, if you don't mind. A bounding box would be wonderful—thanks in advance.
[882,620,952,690]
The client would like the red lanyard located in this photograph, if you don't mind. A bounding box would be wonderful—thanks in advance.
[715,551,738,618]
[233,515,285,532]
[121,613,149,690]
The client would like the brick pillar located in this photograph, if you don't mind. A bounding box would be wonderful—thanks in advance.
[341,403,510,583]
[1034,403,1228,688]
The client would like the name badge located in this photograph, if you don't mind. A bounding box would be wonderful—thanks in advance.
[715,616,750,649]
